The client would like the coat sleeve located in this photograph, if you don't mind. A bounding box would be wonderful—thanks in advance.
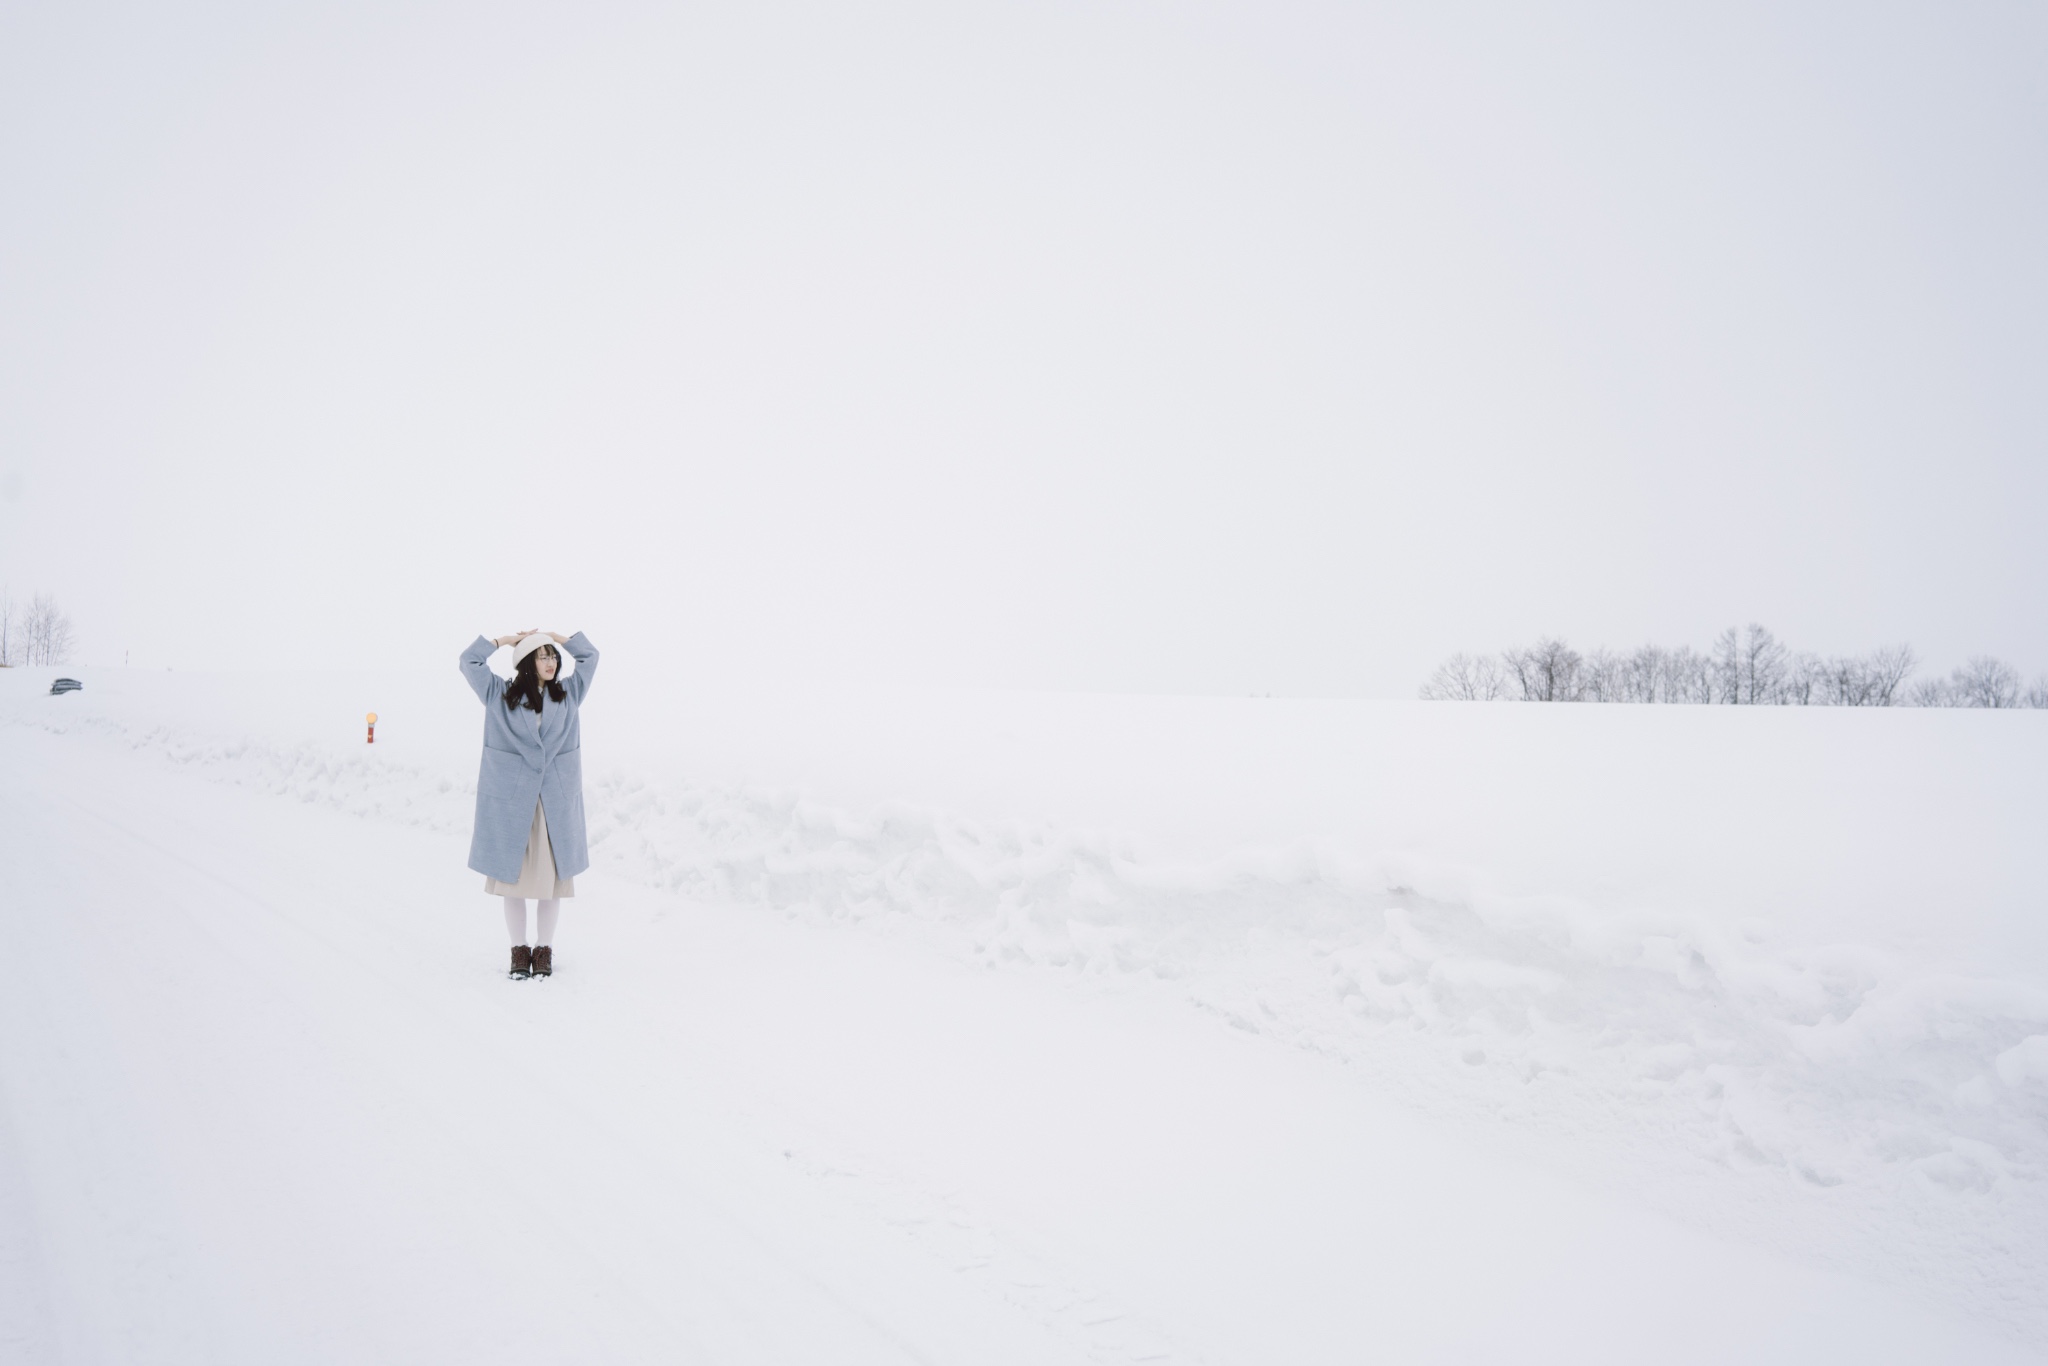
[563,632,599,703]
[460,636,502,704]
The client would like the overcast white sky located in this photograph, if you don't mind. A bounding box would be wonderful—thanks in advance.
[2,0,2042,694]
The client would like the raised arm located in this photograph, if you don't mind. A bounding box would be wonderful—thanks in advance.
[460,635,504,704]
[561,631,599,702]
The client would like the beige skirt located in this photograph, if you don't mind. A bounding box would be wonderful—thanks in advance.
[484,800,577,899]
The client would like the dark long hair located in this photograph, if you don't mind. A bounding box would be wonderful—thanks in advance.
[504,645,567,713]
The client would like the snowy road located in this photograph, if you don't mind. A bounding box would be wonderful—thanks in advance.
[4,718,2042,1364]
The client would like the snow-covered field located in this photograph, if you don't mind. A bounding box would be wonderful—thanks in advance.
[4,663,2046,1363]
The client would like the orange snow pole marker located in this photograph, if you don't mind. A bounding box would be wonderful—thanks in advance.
[366,712,378,744]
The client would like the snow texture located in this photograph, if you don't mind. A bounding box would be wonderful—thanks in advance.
[5,667,2046,1361]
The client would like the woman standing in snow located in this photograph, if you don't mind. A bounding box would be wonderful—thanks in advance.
[460,629,600,979]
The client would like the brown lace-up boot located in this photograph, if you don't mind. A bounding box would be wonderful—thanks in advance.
[532,945,553,978]
[510,944,533,979]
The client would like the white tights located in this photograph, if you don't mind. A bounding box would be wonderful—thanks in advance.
[502,897,560,948]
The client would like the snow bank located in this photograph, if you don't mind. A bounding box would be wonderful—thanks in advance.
[7,666,2047,1335]
[582,772,2048,1313]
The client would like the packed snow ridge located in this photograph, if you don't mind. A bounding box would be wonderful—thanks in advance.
[12,683,2048,1339]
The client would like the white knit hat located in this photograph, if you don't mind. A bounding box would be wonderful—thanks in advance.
[509,633,575,677]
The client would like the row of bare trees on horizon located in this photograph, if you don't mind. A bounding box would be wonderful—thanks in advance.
[1421,625,2047,708]
[0,587,75,667]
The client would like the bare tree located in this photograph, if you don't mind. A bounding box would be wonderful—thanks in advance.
[1618,645,1666,702]
[1905,676,1953,707]
[1504,638,1582,701]
[1578,649,1627,702]
[1662,646,1715,703]
[0,585,14,666]
[1816,645,1916,706]
[1414,630,2044,712]
[20,593,45,665]
[1779,652,1821,705]
[1863,644,1916,705]
[1949,656,2022,708]
[1746,625,1789,703]
[1819,656,1870,706]
[1713,623,1788,704]
[1472,653,1510,700]
[47,602,74,665]
[21,592,74,666]
[1419,653,1509,701]
[1710,628,1739,702]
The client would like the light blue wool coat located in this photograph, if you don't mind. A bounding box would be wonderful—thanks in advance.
[459,633,600,884]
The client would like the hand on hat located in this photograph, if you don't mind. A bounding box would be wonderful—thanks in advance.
[493,629,568,648]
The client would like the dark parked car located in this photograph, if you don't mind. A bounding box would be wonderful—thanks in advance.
[49,677,82,695]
